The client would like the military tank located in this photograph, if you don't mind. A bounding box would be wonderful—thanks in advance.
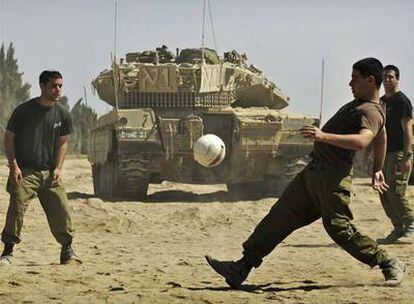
[88,46,319,200]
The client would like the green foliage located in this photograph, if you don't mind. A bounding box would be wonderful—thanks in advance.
[68,98,97,154]
[0,42,31,152]
[58,96,97,154]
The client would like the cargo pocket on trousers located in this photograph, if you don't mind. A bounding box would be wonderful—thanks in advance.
[331,175,352,208]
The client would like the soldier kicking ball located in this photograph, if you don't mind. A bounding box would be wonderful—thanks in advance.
[205,58,407,288]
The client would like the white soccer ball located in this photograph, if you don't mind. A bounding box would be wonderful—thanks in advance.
[193,134,226,167]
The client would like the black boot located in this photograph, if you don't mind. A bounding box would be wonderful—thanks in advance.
[0,243,14,266]
[205,255,252,289]
[377,227,405,244]
[60,243,82,265]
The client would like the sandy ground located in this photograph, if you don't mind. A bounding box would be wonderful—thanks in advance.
[0,156,413,304]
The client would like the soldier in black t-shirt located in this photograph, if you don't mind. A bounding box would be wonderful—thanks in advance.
[0,70,82,266]
[204,58,407,288]
[377,65,414,244]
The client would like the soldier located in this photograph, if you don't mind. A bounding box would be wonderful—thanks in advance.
[377,65,414,244]
[0,70,81,266]
[205,58,406,287]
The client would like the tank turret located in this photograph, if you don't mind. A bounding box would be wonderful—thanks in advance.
[92,47,289,110]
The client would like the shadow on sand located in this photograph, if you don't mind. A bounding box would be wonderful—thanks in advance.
[145,190,234,203]
[281,243,338,248]
[67,190,271,203]
[188,279,367,293]
[67,192,96,200]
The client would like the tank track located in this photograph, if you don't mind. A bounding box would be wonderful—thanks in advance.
[92,153,150,200]
[116,153,151,199]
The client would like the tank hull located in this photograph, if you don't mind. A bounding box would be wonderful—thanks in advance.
[88,107,317,199]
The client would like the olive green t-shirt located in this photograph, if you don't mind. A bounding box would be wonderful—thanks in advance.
[312,99,385,172]
[6,98,73,170]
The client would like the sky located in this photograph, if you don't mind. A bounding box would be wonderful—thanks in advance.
[1,0,413,121]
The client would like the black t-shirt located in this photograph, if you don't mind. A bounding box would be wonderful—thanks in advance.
[312,99,385,172]
[6,98,73,170]
[380,91,413,152]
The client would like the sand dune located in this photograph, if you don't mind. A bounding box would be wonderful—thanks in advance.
[0,156,413,303]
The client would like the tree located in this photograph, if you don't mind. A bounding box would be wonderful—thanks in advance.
[0,43,31,152]
[69,98,97,154]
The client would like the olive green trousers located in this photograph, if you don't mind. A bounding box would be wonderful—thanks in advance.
[380,151,414,230]
[242,161,389,268]
[1,169,73,246]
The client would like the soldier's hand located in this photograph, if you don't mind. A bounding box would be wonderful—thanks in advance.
[11,165,23,189]
[52,168,61,186]
[372,170,389,194]
[299,125,326,141]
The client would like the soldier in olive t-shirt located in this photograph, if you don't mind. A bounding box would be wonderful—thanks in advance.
[0,70,81,266]
[205,58,407,288]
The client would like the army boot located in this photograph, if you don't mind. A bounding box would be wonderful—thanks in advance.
[380,257,407,286]
[0,243,14,266]
[60,243,82,265]
[377,226,405,244]
[205,255,252,289]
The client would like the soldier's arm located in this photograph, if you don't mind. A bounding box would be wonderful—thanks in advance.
[401,117,413,159]
[4,130,18,169]
[4,129,22,187]
[299,126,374,150]
[398,117,413,173]
[52,135,69,184]
[372,127,387,173]
[371,127,388,193]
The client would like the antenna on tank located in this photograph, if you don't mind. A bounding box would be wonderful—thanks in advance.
[201,0,206,65]
[319,58,325,125]
[114,0,118,60]
[207,0,218,52]
[83,85,88,106]
[112,0,119,111]
[111,53,120,112]
[201,0,218,63]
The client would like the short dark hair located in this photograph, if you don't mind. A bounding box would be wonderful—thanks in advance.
[39,70,62,86]
[353,58,383,88]
[384,64,400,80]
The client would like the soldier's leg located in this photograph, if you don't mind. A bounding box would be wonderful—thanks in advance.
[393,153,414,228]
[206,166,321,288]
[37,176,73,246]
[1,170,40,245]
[320,171,388,267]
[380,153,403,230]
[242,167,320,267]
